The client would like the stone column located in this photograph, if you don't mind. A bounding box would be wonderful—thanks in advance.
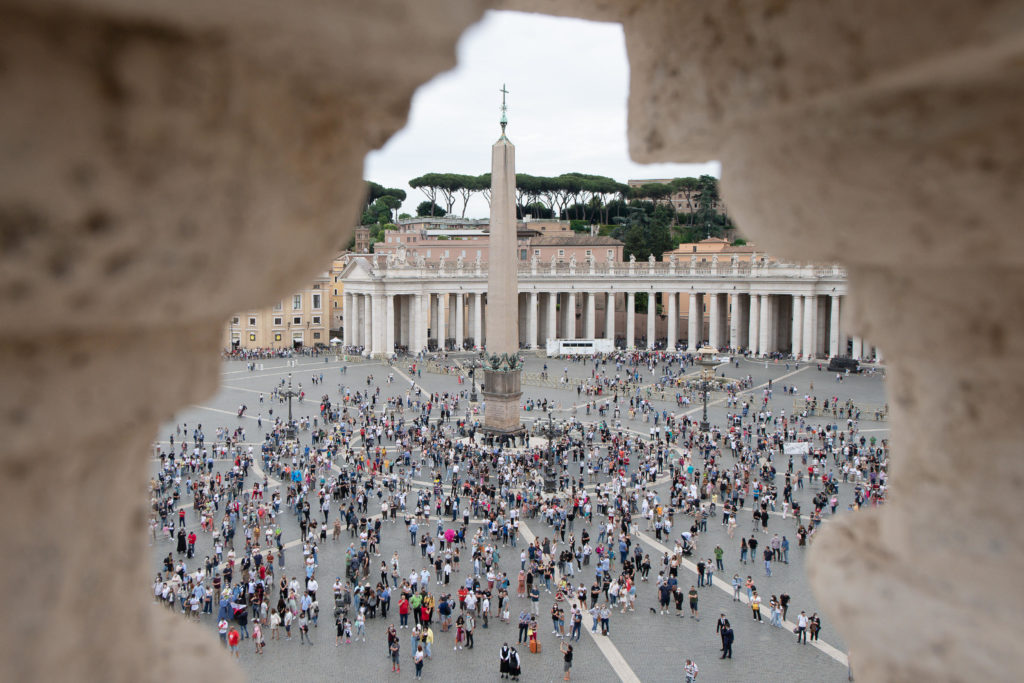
[564,292,576,340]
[342,293,353,347]
[748,293,760,356]
[708,292,721,349]
[547,293,558,345]
[585,292,596,339]
[605,292,616,341]
[454,293,464,350]
[398,295,410,347]
[667,292,678,350]
[413,293,425,353]
[430,294,439,348]
[802,294,817,360]
[525,292,537,348]
[791,293,804,358]
[728,294,740,351]
[830,294,842,357]
[687,293,699,351]
[758,294,771,355]
[384,294,396,357]
[474,293,483,350]
[646,292,656,349]
[851,336,863,360]
[626,292,636,348]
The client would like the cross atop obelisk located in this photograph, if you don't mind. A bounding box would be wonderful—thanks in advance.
[499,83,509,137]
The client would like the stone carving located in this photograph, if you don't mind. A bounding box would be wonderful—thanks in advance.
[629,254,636,263]
[486,352,521,373]
[569,253,577,269]
[456,254,464,270]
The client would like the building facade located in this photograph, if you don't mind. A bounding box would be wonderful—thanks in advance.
[224,271,332,349]
[338,252,876,361]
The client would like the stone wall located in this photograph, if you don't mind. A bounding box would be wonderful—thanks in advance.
[0,0,486,680]
[2,0,1022,680]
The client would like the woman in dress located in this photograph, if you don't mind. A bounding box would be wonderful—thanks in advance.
[499,643,511,679]
[508,646,522,681]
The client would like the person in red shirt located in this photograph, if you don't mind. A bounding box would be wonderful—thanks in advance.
[227,627,241,658]
[399,596,410,628]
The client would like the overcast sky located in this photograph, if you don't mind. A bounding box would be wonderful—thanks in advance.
[364,10,720,219]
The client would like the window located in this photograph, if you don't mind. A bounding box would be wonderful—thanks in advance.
[607,249,614,259]
[476,250,481,259]
[534,249,540,256]
[313,332,321,340]
[249,333,256,342]
[292,294,302,310]
[273,317,282,326]
[274,333,282,342]
[293,316,301,325]
[426,249,431,258]
[461,250,466,258]
[312,293,321,309]
[444,250,450,258]
[273,301,283,311]
[248,317,256,326]
[231,316,239,324]
[585,250,592,257]
[520,249,527,260]
[313,283,320,289]
[558,249,565,257]
[312,316,321,325]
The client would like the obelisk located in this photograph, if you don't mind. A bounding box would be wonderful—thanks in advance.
[482,84,522,435]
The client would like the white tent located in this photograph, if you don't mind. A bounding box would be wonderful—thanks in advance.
[330,337,342,344]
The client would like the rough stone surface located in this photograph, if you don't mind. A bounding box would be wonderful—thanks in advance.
[0,0,485,680]
[4,0,1024,680]
[513,1,1024,679]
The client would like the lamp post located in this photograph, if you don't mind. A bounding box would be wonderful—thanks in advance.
[700,367,711,433]
[280,372,300,441]
[541,409,558,493]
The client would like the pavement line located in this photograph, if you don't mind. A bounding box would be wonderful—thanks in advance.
[517,519,642,683]
[631,529,848,667]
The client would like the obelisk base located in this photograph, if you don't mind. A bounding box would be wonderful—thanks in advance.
[481,369,523,435]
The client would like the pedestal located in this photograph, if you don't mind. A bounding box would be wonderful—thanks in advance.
[482,369,523,434]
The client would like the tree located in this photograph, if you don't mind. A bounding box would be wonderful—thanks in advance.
[409,174,441,214]
[454,174,485,218]
[416,200,445,217]
[670,177,700,224]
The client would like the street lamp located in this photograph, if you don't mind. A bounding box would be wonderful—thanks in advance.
[280,372,300,441]
[540,410,558,493]
[695,345,720,433]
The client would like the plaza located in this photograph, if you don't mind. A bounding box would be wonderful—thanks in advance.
[150,351,885,681]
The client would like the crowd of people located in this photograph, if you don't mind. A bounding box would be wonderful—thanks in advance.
[149,351,882,678]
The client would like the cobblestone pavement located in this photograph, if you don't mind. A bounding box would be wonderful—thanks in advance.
[150,352,881,681]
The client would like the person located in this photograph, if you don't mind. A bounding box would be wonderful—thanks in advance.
[809,612,822,641]
[508,645,522,681]
[688,585,699,620]
[721,620,734,659]
[797,611,809,643]
[751,591,762,622]
[390,637,400,673]
[252,620,264,654]
[227,626,241,659]
[414,644,426,679]
[500,642,512,679]
[561,641,574,681]
[684,658,699,682]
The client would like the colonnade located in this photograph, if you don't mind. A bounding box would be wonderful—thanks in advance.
[343,285,879,360]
